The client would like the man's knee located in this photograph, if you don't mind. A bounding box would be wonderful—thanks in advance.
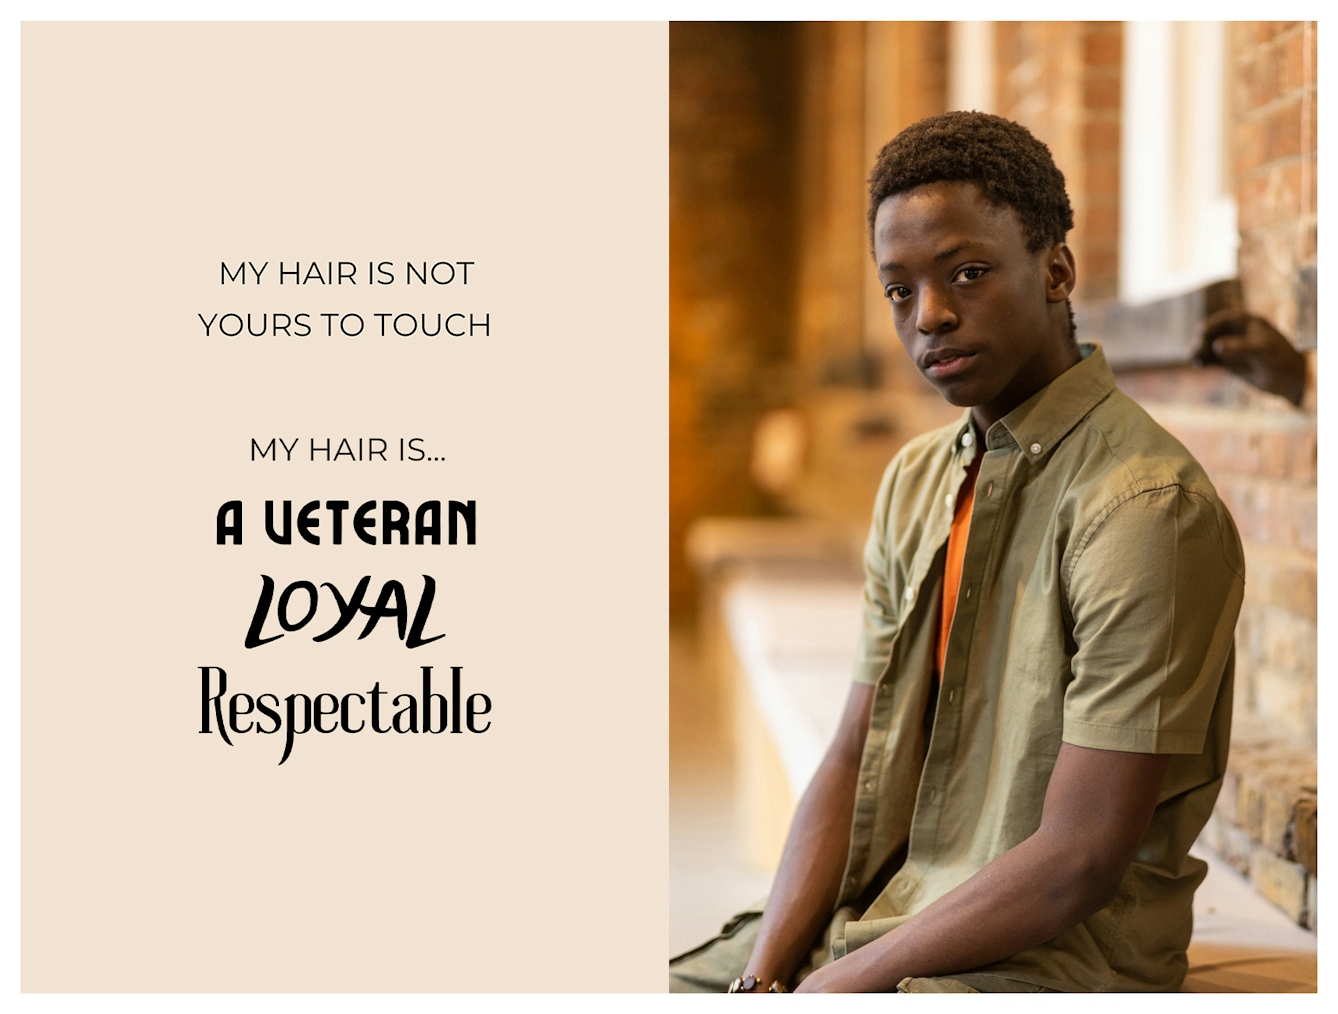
[668,910,764,993]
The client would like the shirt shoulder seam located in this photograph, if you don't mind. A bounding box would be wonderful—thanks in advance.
[1063,480,1242,594]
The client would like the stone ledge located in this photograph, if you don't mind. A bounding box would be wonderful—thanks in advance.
[1202,722,1317,930]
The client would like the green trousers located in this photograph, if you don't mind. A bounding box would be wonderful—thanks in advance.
[669,906,1056,993]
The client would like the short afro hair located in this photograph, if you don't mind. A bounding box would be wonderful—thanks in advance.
[867,111,1074,254]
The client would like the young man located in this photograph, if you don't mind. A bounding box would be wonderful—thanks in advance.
[670,112,1244,993]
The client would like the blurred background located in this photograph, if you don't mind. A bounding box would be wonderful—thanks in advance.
[669,21,1318,975]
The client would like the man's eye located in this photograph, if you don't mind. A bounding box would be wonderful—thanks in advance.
[955,266,986,282]
[885,286,911,302]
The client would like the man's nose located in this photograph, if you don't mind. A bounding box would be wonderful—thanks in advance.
[917,286,958,334]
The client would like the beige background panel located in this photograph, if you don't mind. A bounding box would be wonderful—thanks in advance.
[22,22,667,992]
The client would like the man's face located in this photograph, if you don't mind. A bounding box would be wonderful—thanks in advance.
[873,181,1077,429]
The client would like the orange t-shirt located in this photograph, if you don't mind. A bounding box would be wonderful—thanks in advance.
[936,450,981,680]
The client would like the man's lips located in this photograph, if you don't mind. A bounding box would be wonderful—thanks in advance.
[922,348,977,378]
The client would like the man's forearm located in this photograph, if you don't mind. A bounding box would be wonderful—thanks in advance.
[793,825,1109,992]
[793,743,1170,993]
[741,751,862,984]
[741,682,875,987]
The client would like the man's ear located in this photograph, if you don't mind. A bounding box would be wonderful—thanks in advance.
[1044,242,1077,303]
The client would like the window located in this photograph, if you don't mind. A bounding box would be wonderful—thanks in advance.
[1120,21,1237,305]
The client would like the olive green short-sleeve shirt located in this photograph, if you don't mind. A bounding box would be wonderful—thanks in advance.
[837,344,1245,992]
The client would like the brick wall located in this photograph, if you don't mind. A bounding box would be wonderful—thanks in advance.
[1233,22,1317,337]
[1126,22,1318,748]
[1200,718,1318,929]
[991,20,1318,750]
[669,23,802,613]
[995,22,1122,301]
[1118,21,1318,928]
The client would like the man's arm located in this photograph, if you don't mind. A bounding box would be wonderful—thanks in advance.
[739,680,875,988]
[793,742,1171,993]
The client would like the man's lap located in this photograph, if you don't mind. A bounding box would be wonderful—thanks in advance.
[668,906,1055,993]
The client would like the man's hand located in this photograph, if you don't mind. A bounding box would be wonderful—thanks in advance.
[793,742,1171,993]
[1192,308,1306,406]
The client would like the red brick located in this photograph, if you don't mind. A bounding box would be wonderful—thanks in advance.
[1236,174,1269,232]
[1238,160,1304,232]
[1117,365,1249,408]
[1076,204,1118,240]
[1239,54,1262,109]
[1285,423,1318,482]
[1217,477,1317,553]
[1237,22,1266,47]
[1082,74,1121,111]
[1229,57,1252,118]
[1081,26,1122,67]
[1258,608,1317,680]
[1277,28,1308,95]
[1233,23,1259,48]
[1250,22,1286,47]
[1081,120,1119,155]
[1278,486,1317,554]
[1160,414,1315,484]
[1307,91,1317,155]
[1245,45,1281,112]
[1242,551,1317,622]
[1085,161,1120,198]
[1300,221,1316,261]
[1264,97,1305,162]
[1260,22,1302,44]
[1234,115,1267,178]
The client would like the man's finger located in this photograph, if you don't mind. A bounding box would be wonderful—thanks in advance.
[1210,335,1254,364]
[1200,308,1250,341]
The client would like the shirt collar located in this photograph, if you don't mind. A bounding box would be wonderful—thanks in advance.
[981,343,1117,458]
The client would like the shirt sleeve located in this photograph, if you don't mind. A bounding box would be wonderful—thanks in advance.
[852,460,902,685]
[1062,484,1245,753]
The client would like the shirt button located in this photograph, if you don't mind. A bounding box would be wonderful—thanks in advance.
[964,587,971,601]
[1030,442,1042,455]
[928,788,937,802]
[986,482,993,498]
[944,493,954,508]
[864,780,874,792]
[947,689,956,703]
[961,430,974,449]
[904,586,915,603]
